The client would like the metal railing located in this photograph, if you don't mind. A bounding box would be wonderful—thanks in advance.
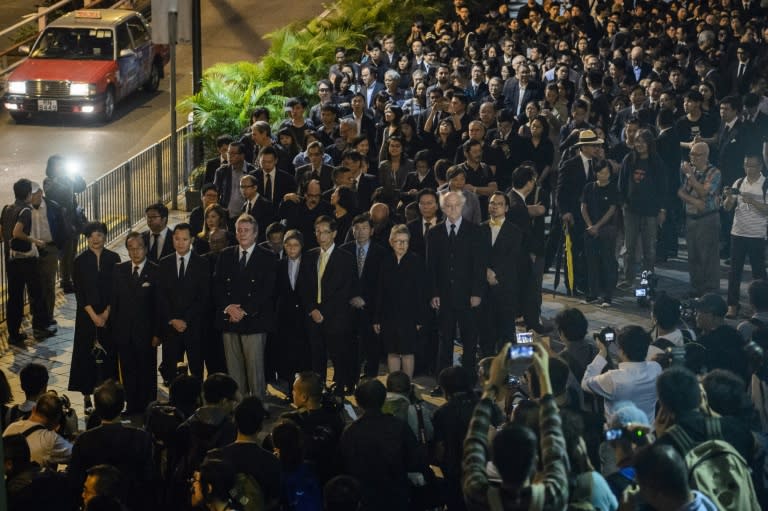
[0,121,194,327]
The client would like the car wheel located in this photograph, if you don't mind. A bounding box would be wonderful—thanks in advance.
[144,62,161,92]
[101,88,115,123]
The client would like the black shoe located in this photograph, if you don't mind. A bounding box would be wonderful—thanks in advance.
[8,334,26,346]
[429,386,442,397]
[48,319,58,327]
[32,327,55,340]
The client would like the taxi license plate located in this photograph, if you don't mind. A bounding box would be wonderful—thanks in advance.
[38,100,57,112]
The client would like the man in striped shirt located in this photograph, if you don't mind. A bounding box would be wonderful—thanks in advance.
[723,153,768,318]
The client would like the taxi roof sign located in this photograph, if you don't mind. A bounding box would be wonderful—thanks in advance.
[74,10,102,19]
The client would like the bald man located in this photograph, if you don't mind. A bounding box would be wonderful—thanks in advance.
[678,142,722,296]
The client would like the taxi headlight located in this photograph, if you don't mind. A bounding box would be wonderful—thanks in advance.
[8,81,26,94]
[69,83,92,96]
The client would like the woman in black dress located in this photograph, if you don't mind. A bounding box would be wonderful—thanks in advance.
[67,222,120,411]
[373,225,428,378]
[274,230,312,399]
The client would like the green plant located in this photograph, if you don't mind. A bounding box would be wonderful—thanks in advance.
[188,165,205,190]
[177,61,285,154]
[179,0,445,154]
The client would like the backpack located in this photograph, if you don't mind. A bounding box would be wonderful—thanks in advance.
[1,203,32,254]
[6,405,32,426]
[232,472,265,511]
[145,402,186,479]
[282,463,322,511]
[666,417,761,511]
[734,176,768,202]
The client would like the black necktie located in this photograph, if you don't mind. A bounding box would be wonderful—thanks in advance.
[152,233,160,260]
[424,221,432,235]
[132,265,139,281]
[738,63,745,78]
[239,250,247,270]
[178,257,185,280]
[264,173,273,201]
[588,159,596,180]
[246,201,252,215]
[449,223,456,242]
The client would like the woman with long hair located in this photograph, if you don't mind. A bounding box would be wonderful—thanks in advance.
[378,136,414,191]
[618,129,668,289]
[193,203,231,254]
[378,104,404,161]
[428,118,460,163]
[522,115,556,190]
[399,114,424,158]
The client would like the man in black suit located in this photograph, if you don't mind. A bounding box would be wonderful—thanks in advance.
[203,135,233,184]
[157,223,209,383]
[611,85,654,141]
[253,145,296,208]
[503,65,542,119]
[556,130,602,293]
[213,142,256,220]
[277,180,334,251]
[142,202,174,263]
[341,214,386,379]
[479,193,522,357]
[250,121,294,174]
[111,232,160,414]
[68,380,155,511]
[360,64,385,109]
[343,93,377,147]
[239,174,274,243]
[426,191,486,395]
[214,214,277,398]
[728,43,758,97]
[407,188,441,259]
[301,215,358,394]
[295,141,334,192]
[342,150,376,214]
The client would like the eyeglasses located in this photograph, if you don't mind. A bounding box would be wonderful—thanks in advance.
[318,88,331,92]
[239,184,255,188]
[146,215,161,220]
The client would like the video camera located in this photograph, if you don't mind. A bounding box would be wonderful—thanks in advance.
[593,326,616,344]
[604,426,649,445]
[680,298,697,324]
[635,270,658,307]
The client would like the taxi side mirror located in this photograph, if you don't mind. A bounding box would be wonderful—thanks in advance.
[119,48,136,58]
[19,45,30,55]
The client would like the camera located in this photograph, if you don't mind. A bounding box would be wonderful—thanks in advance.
[507,344,534,361]
[730,187,741,195]
[91,340,107,365]
[594,326,616,344]
[604,427,647,444]
[516,331,533,344]
[635,270,657,307]
[680,299,697,323]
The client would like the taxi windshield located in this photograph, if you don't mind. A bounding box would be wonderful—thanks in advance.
[30,27,114,60]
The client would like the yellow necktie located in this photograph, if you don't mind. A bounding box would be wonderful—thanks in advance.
[490,219,503,227]
[317,251,328,303]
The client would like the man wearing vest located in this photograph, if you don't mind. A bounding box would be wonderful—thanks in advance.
[723,153,768,319]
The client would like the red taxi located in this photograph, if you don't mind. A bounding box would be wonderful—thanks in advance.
[3,9,169,123]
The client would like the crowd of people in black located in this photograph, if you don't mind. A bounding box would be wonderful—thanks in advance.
[5,0,768,509]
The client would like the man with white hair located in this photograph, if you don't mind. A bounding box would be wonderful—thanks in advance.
[678,142,722,297]
[425,191,486,396]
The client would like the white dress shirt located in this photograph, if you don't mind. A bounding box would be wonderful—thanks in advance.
[581,355,662,424]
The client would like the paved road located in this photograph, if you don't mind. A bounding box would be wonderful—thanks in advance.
[0,0,326,205]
